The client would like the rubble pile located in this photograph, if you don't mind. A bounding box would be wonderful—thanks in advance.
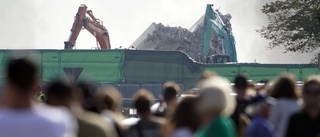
[134,9,233,62]
[141,23,204,61]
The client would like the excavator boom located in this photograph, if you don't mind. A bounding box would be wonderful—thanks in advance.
[65,4,111,49]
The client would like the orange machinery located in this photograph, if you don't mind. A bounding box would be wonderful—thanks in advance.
[64,4,111,49]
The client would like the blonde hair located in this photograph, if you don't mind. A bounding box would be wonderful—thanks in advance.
[132,89,155,113]
[96,85,123,111]
[133,89,155,102]
[163,81,180,93]
[304,75,320,83]
[197,70,218,82]
[198,76,236,116]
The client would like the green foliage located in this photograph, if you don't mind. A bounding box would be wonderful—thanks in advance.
[258,0,320,54]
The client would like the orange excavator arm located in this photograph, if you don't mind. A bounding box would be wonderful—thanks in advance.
[64,4,111,49]
[84,18,111,49]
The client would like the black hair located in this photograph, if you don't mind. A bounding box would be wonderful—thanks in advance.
[46,80,72,105]
[171,97,201,132]
[76,81,99,113]
[135,97,151,114]
[6,58,37,92]
[234,74,248,89]
[163,87,178,101]
[133,89,153,114]
[271,73,298,99]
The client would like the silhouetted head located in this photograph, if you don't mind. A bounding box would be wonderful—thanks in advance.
[76,81,99,113]
[133,89,154,116]
[96,85,123,112]
[171,96,201,132]
[234,74,248,90]
[46,80,73,107]
[302,76,320,108]
[6,57,38,93]
[162,81,180,102]
[270,73,298,99]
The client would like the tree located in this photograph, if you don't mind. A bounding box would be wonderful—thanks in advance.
[258,0,320,59]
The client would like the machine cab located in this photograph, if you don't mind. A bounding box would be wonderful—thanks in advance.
[206,54,230,63]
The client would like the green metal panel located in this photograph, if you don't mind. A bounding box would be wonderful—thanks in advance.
[0,51,42,84]
[205,64,319,82]
[287,68,301,80]
[0,52,10,83]
[205,64,237,81]
[123,60,182,83]
[0,50,317,89]
[0,50,124,84]
[58,50,124,83]
[301,67,319,80]
[123,50,203,88]
[183,65,204,88]
[239,66,287,81]
[42,51,60,82]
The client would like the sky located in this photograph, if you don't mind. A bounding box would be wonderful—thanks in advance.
[0,0,317,63]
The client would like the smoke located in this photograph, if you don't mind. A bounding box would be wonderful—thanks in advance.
[213,0,317,63]
[0,0,317,63]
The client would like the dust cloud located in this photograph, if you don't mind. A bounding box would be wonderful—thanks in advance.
[215,0,317,63]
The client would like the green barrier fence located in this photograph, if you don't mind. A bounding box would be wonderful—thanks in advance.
[0,50,317,89]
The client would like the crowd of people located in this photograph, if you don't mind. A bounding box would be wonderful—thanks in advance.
[0,57,320,137]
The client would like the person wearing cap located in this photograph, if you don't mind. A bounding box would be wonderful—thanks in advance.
[245,95,275,137]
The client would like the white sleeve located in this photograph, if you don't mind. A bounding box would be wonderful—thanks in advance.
[270,102,280,136]
[60,107,78,137]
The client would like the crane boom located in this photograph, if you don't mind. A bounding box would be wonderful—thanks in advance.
[64,4,111,49]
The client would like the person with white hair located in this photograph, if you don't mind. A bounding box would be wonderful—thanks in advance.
[196,76,237,137]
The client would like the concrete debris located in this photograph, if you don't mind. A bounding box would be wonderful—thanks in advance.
[141,23,203,61]
[131,10,233,62]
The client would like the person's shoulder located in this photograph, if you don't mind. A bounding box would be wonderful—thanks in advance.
[276,98,300,105]
[34,104,77,130]
[150,116,166,125]
[216,116,233,124]
[0,104,76,137]
[77,110,105,124]
[213,116,235,130]
[169,128,193,137]
[210,116,237,137]
[34,103,73,120]
[151,102,161,113]
[122,117,140,127]
[79,110,117,129]
[289,110,305,120]
[34,103,66,112]
[78,111,117,130]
